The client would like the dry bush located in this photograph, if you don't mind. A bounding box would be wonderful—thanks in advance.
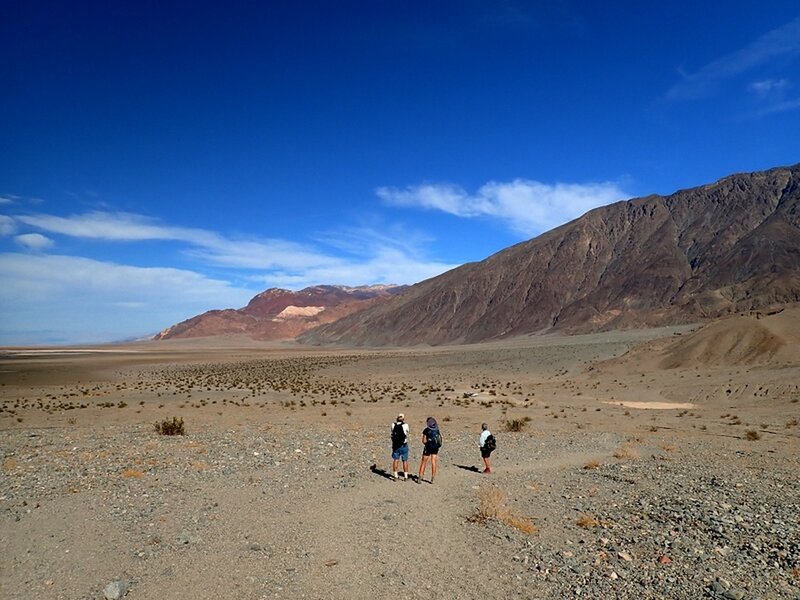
[121,469,145,478]
[661,444,677,452]
[583,460,601,470]
[576,513,603,529]
[744,430,761,441]
[3,457,18,472]
[503,417,531,432]
[613,445,639,460]
[469,486,508,523]
[504,514,538,535]
[155,417,185,436]
[468,486,537,535]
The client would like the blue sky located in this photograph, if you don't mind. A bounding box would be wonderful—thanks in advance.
[1,1,799,345]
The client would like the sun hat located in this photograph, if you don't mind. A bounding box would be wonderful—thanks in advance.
[397,413,404,421]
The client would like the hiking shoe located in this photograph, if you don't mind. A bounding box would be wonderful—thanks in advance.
[415,478,421,484]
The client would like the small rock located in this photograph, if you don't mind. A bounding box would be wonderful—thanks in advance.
[103,580,130,600]
[723,589,746,600]
[618,551,633,562]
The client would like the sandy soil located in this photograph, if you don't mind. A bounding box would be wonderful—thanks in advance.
[1,319,799,599]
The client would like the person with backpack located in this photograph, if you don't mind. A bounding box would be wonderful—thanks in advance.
[479,422,495,474]
[416,416,442,484]
[390,413,410,481]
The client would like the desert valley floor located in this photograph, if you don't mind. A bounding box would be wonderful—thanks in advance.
[1,313,799,599]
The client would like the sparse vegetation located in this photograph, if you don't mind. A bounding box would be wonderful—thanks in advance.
[613,444,638,460]
[468,486,537,535]
[583,460,601,470]
[154,416,185,436]
[503,416,531,432]
[744,430,761,441]
[576,513,606,529]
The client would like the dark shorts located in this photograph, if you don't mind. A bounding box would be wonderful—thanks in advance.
[423,445,440,456]
[481,447,493,458]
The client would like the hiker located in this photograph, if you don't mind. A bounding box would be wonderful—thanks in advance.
[417,416,442,484]
[479,422,496,473]
[390,413,410,481]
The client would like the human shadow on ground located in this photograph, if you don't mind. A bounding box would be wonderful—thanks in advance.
[454,464,481,473]
[369,464,420,482]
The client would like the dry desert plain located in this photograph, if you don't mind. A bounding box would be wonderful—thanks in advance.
[1,310,799,600]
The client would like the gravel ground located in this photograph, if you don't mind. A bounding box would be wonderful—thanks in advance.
[2,421,798,600]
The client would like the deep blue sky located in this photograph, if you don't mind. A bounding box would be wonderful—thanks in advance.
[1,1,799,344]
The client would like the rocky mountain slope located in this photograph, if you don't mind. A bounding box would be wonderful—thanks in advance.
[154,285,405,341]
[300,163,800,346]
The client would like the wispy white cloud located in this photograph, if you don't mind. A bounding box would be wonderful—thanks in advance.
[746,77,800,116]
[378,179,628,236]
[0,253,256,344]
[1,210,460,343]
[15,233,54,251]
[667,17,800,101]
[16,211,344,270]
[248,246,458,289]
[749,78,789,96]
[0,215,16,236]
[755,96,800,116]
[0,196,14,205]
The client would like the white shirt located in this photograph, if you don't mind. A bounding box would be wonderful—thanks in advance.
[479,429,491,447]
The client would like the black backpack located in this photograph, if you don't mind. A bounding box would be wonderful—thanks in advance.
[485,434,497,451]
[391,422,406,449]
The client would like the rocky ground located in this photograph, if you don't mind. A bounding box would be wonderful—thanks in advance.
[1,332,799,599]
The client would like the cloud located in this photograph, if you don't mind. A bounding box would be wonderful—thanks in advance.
[248,245,458,289]
[15,233,54,251]
[0,215,16,235]
[378,179,628,236]
[0,253,256,344]
[0,197,14,205]
[1,210,461,343]
[749,78,789,96]
[667,17,800,101]
[16,211,341,270]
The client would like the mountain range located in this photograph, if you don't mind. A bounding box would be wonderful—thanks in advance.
[157,163,800,346]
[299,163,800,346]
[153,285,405,341]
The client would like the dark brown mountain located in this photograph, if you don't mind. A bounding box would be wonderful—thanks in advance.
[299,163,800,346]
[153,285,406,341]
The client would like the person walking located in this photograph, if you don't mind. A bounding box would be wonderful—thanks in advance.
[390,413,410,481]
[478,422,495,474]
[417,416,442,484]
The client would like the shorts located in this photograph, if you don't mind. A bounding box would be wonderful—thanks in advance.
[422,445,439,456]
[480,447,493,458]
[391,444,409,461]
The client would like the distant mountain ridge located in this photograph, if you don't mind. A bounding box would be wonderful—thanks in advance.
[299,163,800,346]
[154,284,406,341]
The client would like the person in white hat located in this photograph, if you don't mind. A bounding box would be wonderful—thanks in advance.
[390,413,410,481]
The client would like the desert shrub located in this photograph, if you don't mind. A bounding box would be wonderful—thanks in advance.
[503,416,531,432]
[468,486,538,535]
[154,416,185,436]
[744,430,761,441]
[576,514,601,528]
[613,444,638,460]
[583,460,601,470]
